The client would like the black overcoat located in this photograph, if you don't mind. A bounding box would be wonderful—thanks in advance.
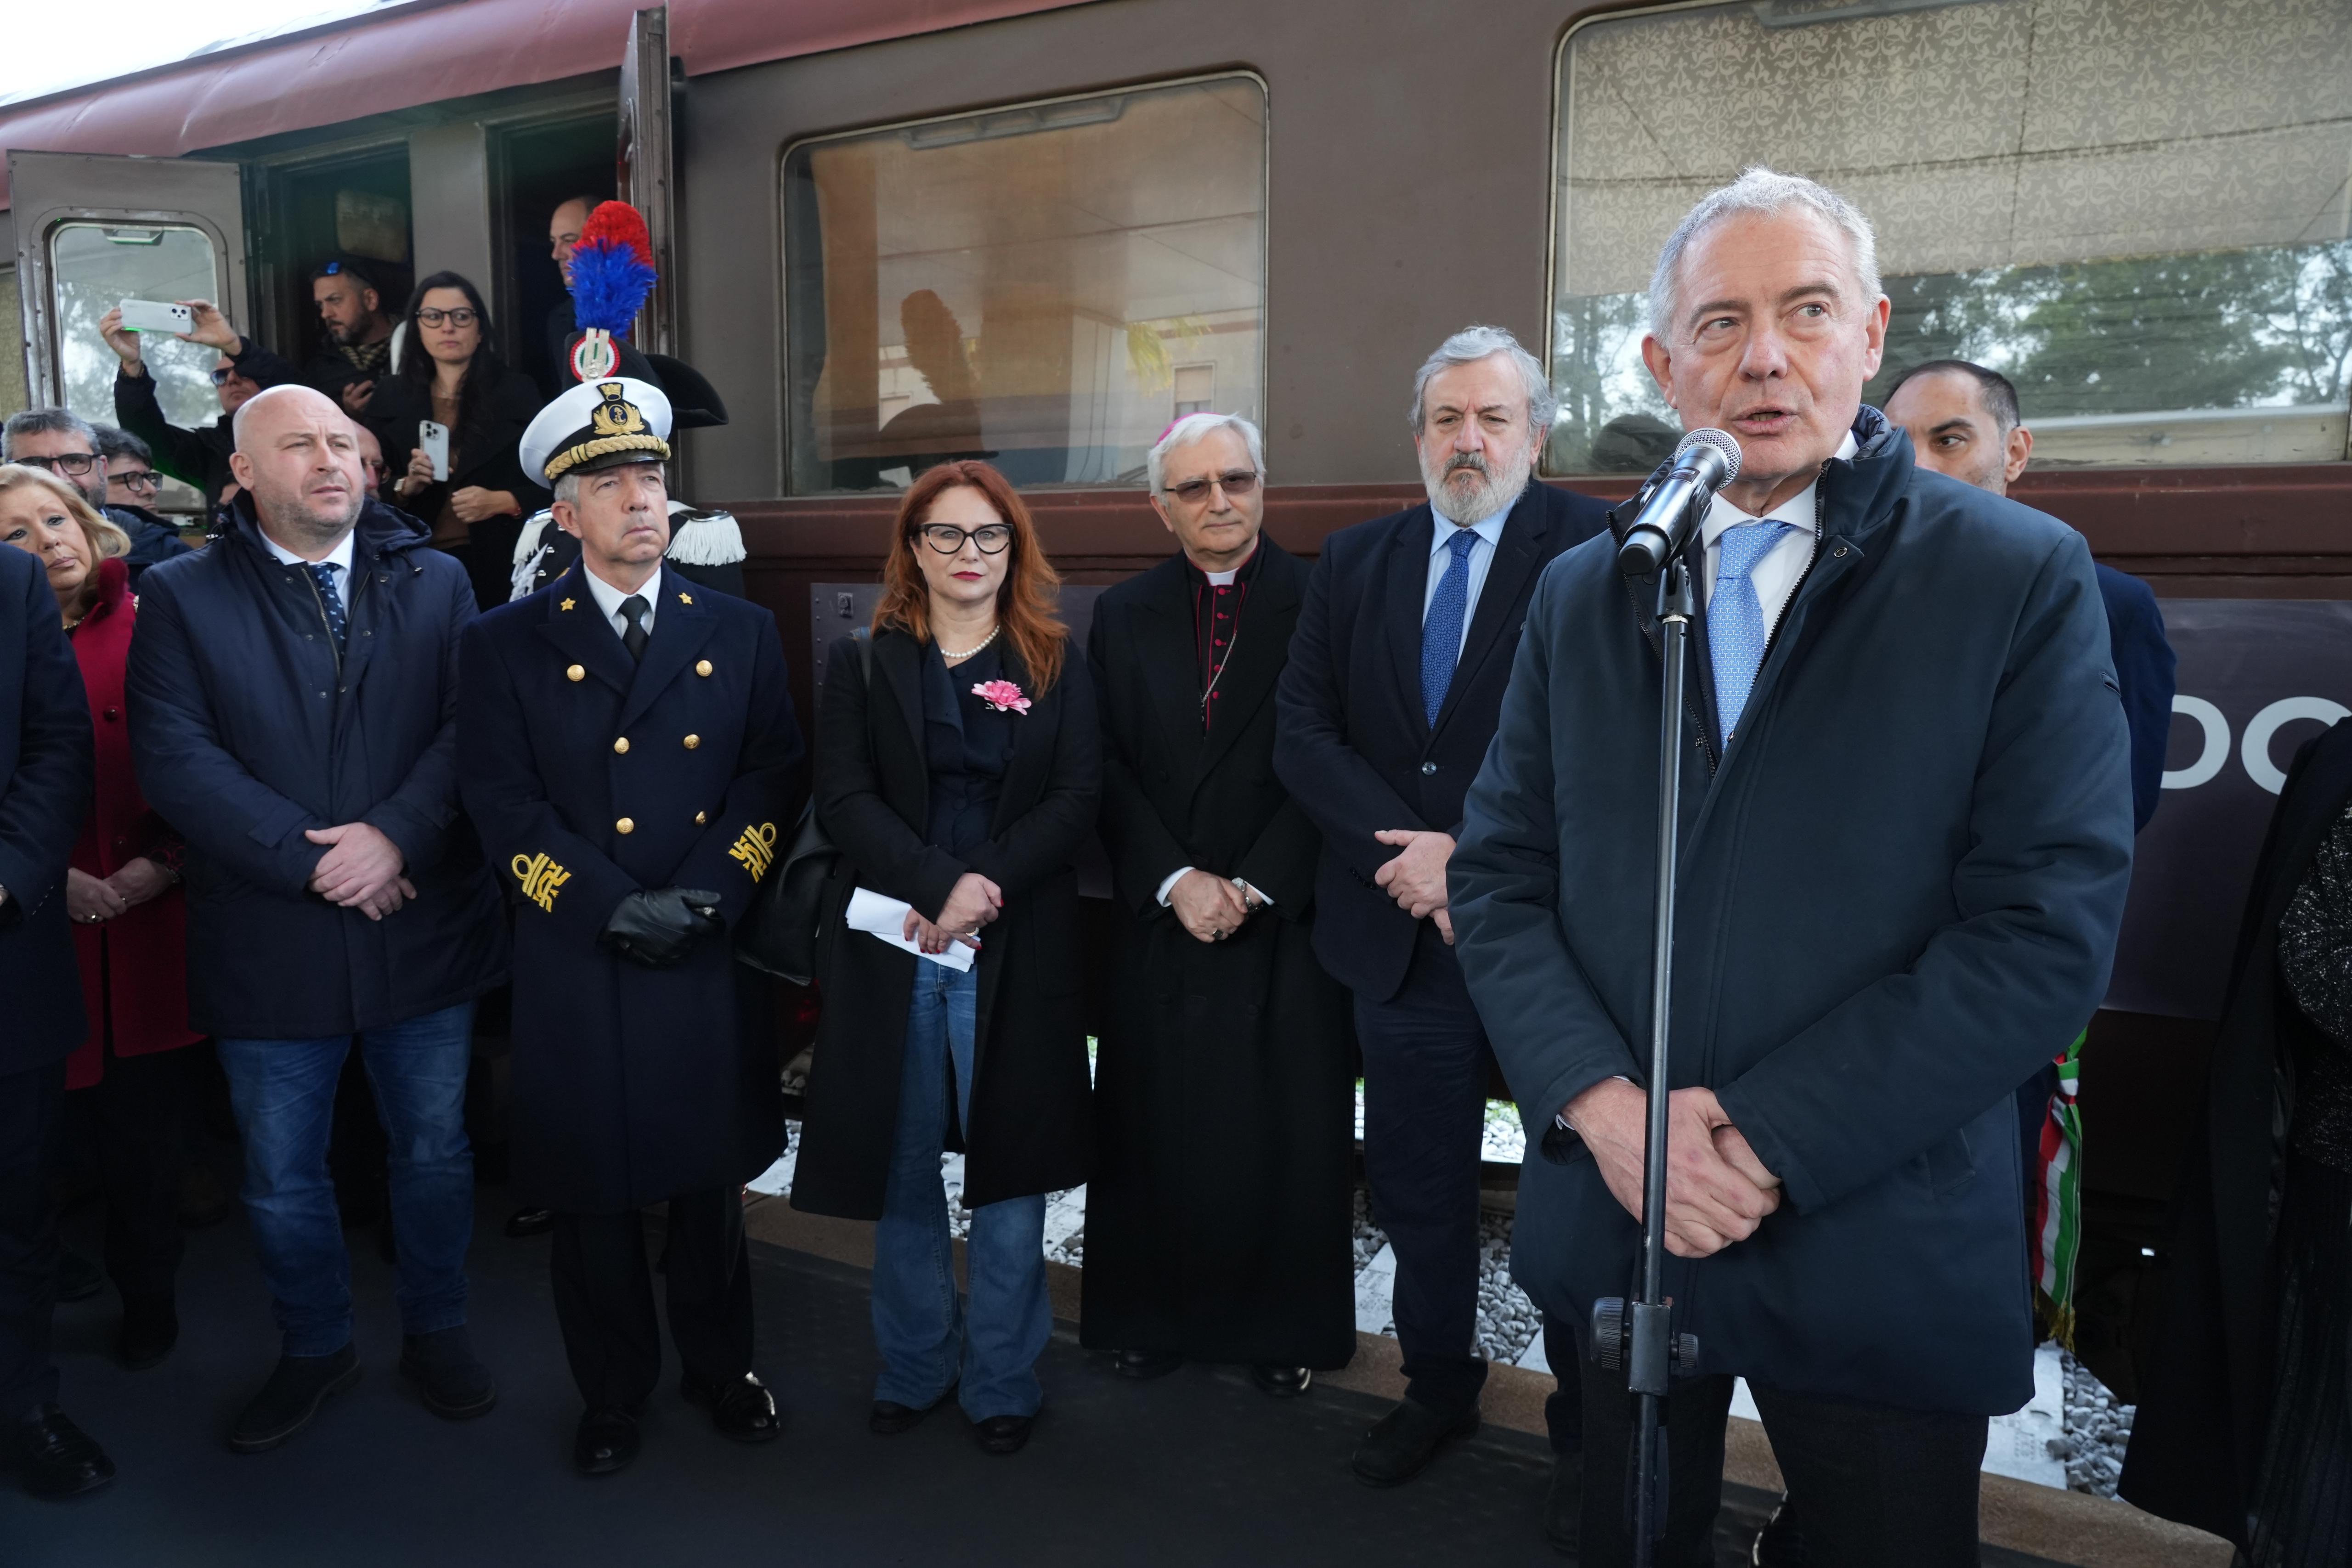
[1272,479,1608,1003]
[2120,722,2352,1546]
[0,544,94,1074]
[457,565,804,1213]
[1080,542,1356,1368]
[792,627,1100,1218]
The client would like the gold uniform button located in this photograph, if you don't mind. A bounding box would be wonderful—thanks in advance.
[683,734,701,750]
[695,660,713,677]
[616,817,635,835]
[613,737,630,754]
[694,811,707,824]
[566,664,585,682]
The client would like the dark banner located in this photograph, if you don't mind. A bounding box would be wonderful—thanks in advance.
[2109,600,2352,1020]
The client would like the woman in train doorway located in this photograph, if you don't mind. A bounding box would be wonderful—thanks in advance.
[366,271,546,609]
[2123,718,2352,1564]
[792,461,1100,1457]
[0,465,202,1372]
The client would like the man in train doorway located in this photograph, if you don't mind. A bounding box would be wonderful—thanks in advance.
[1273,327,1608,1526]
[457,377,803,1476]
[1082,412,1356,1396]
[1447,169,2134,1565]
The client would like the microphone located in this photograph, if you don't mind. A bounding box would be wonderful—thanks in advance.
[1615,429,1741,578]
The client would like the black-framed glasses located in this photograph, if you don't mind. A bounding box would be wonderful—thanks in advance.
[416,307,479,328]
[113,470,162,494]
[918,523,1013,555]
[17,453,99,477]
[1163,468,1260,505]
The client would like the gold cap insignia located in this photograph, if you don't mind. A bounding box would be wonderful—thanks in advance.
[590,382,649,439]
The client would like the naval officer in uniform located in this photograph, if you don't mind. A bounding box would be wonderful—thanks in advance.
[456,377,804,1475]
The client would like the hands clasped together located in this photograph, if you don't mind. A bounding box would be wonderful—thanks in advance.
[1562,1078,1784,1259]
[1169,868,1265,944]
[64,859,175,925]
[305,822,413,922]
[903,871,1003,955]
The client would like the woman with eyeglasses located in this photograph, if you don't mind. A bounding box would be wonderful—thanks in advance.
[0,464,202,1372]
[793,460,1101,1457]
[364,271,547,609]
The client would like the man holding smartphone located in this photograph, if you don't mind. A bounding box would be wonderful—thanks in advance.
[97,299,297,508]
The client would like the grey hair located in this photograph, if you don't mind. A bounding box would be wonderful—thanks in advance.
[1,408,98,460]
[1147,412,1266,496]
[1406,326,1556,437]
[1648,167,1882,342]
[551,472,582,506]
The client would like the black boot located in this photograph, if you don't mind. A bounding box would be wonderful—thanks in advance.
[117,1293,179,1370]
[17,1408,115,1498]
[1351,1397,1480,1487]
[1753,1495,1809,1567]
[399,1326,497,1420]
[227,1344,361,1453]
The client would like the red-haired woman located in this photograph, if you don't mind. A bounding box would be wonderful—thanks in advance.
[792,461,1100,1456]
[0,465,201,1374]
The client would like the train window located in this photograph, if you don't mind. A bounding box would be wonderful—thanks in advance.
[1547,0,2352,473]
[48,221,223,433]
[0,268,28,417]
[782,74,1268,493]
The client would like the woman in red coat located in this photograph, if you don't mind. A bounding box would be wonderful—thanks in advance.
[0,464,200,1370]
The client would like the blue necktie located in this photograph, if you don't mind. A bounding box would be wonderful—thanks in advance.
[306,562,348,651]
[1421,527,1480,727]
[1709,521,1793,744]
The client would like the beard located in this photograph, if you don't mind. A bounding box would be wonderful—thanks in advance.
[1420,442,1532,524]
[253,475,362,546]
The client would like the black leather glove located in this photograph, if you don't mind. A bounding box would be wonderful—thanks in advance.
[600,886,725,969]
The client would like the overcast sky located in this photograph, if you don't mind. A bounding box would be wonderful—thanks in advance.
[5,0,404,108]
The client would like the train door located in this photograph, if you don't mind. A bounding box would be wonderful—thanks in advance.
[9,151,250,474]
[618,3,677,358]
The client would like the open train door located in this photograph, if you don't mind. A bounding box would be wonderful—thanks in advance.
[617,4,677,358]
[9,151,250,436]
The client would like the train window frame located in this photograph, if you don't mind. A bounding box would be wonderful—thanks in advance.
[45,219,228,437]
[1541,0,2352,478]
[775,70,1272,497]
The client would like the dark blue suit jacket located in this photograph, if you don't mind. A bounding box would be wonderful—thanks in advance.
[0,545,95,1073]
[2096,563,2176,832]
[1274,479,1609,1001]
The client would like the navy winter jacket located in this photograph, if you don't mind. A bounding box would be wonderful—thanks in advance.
[1450,410,2134,1416]
[126,496,506,1038]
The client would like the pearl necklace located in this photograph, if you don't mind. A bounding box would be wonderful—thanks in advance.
[939,625,1000,660]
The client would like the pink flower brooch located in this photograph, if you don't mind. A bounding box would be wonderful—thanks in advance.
[972,678,1032,715]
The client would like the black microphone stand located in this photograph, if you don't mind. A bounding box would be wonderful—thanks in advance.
[1591,533,1703,1568]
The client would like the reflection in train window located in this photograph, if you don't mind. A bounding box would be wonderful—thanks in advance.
[1547,0,2352,473]
[48,222,223,434]
[782,75,1268,493]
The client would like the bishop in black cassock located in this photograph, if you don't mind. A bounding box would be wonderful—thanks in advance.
[1080,416,1355,1388]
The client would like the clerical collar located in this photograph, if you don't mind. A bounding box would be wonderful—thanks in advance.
[1184,537,1262,589]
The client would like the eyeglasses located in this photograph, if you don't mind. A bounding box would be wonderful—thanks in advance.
[209,367,238,386]
[113,470,161,494]
[17,453,99,477]
[918,523,1013,555]
[416,307,479,328]
[1162,469,1261,505]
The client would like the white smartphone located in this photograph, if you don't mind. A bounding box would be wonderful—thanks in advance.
[419,420,451,482]
[119,299,193,335]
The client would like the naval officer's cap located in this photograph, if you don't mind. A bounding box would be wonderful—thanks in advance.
[520,377,673,486]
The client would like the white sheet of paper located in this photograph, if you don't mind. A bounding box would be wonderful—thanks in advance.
[847,886,975,972]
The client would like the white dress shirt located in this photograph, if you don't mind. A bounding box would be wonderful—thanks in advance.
[582,562,663,643]
[1696,431,1858,631]
[258,526,356,576]
[1422,505,1511,661]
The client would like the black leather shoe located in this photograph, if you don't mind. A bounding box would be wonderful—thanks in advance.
[1351,1398,1480,1488]
[117,1293,178,1370]
[503,1208,554,1238]
[574,1406,639,1475]
[399,1327,498,1419]
[1250,1365,1312,1398]
[972,1413,1032,1455]
[1753,1495,1808,1567]
[54,1250,103,1305]
[1114,1348,1182,1380]
[17,1407,114,1498]
[177,1162,232,1229]
[1545,1450,1582,1555]
[683,1371,780,1443]
[227,1344,361,1453]
[870,1385,956,1436]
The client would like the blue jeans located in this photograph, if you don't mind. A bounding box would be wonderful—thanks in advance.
[872,961,1049,1421]
[217,1003,476,1357]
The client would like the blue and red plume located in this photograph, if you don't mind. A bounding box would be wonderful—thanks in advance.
[569,200,658,338]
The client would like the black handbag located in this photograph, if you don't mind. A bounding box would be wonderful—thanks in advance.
[735,629,868,983]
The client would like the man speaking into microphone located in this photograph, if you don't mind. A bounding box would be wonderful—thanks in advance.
[1448,169,2133,1565]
